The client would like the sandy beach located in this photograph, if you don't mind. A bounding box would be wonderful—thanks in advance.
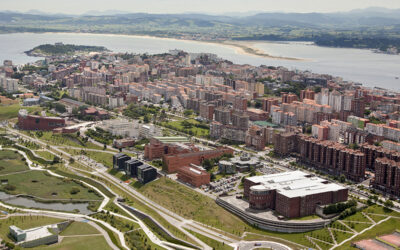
[33,32,304,61]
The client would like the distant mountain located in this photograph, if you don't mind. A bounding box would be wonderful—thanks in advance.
[0,7,400,52]
[82,10,133,16]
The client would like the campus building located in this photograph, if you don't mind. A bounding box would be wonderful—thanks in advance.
[177,165,210,187]
[244,171,348,218]
[113,153,131,170]
[137,165,157,184]
[18,109,66,131]
[162,147,234,173]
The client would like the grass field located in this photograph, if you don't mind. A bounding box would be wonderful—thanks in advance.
[34,150,56,161]
[339,218,400,249]
[92,212,138,233]
[0,170,103,200]
[186,229,233,250]
[60,221,101,236]
[160,119,209,137]
[32,235,112,250]
[0,149,29,174]
[0,215,63,242]
[37,131,102,150]
[65,149,114,168]
[0,104,42,121]
[133,177,248,235]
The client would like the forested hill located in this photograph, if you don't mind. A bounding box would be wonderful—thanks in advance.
[1,8,400,52]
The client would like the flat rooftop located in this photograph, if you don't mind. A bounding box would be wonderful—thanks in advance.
[153,136,190,143]
[247,170,347,198]
[24,226,54,242]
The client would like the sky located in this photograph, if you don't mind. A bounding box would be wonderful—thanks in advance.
[1,0,400,14]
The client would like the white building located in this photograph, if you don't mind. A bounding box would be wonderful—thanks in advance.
[0,74,19,93]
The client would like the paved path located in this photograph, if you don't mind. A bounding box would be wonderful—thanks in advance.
[0,212,119,250]
[6,127,294,250]
[234,241,292,250]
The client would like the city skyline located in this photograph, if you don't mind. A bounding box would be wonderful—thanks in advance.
[1,0,400,15]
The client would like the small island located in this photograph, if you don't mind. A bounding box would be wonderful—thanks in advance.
[25,43,109,57]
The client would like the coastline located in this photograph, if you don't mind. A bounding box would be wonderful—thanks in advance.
[19,31,305,61]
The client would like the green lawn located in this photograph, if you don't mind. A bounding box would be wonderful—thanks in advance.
[65,149,114,168]
[92,212,138,233]
[291,214,320,221]
[32,235,112,250]
[339,218,400,249]
[0,215,63,242]
[0,150,29,174]
[331,230,354,244]
[133,177,249,236]
[0,104,42,121]
[186,229,233,250]
[0,170,103,200]
[37,132,102,150]
[342,221,371,232]
[161,119,209,137]
[34,150,56,161]
[60,221,101,236]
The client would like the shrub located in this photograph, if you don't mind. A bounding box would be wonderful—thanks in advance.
[70,187,80,195]
[4,184,16,191]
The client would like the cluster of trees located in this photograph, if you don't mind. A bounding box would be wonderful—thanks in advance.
[323,199,357,215]
[41,101,66,113]
[202,153,234,172]
[28,44,108,56]
[123,104,161,119]
[86,127,121,145]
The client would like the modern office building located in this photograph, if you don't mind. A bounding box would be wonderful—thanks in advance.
[137,165,157,184]
[125,159,143,177]
[113,153,131,170]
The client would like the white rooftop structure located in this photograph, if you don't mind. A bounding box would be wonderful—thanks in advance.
[248,170,346,198]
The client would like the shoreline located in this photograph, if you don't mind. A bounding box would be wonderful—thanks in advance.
[15,31,305,61]
[215,40,305,61]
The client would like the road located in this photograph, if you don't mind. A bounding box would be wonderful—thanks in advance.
[235,241,292,250]
[3,125,294,250]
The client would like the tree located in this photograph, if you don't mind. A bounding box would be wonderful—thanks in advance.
[384,200,394,209]
[339,174,346,183]
[183,109,193,117]
[143,115,150,123]
[53,156,61,164]
[103,144,107,150]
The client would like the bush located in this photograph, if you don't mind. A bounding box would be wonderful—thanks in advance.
[70,187,80,195]
[4,184,16,191]
[323,199,357,215]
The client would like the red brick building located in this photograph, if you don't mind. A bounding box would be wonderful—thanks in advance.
[163,147,234,173]
[244,171,348,218]
[245,125,266,151]
[273,132,297,156]
[281,93,298,104]
[18,109,66,131]
[360,143,400,170]
[246,108,269,121]
[372,157,400,197]
[262,98,279,113]
[144,137,196,160]
[177,166,210,187]
[297,135,366,182]
[300,89,315,101]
